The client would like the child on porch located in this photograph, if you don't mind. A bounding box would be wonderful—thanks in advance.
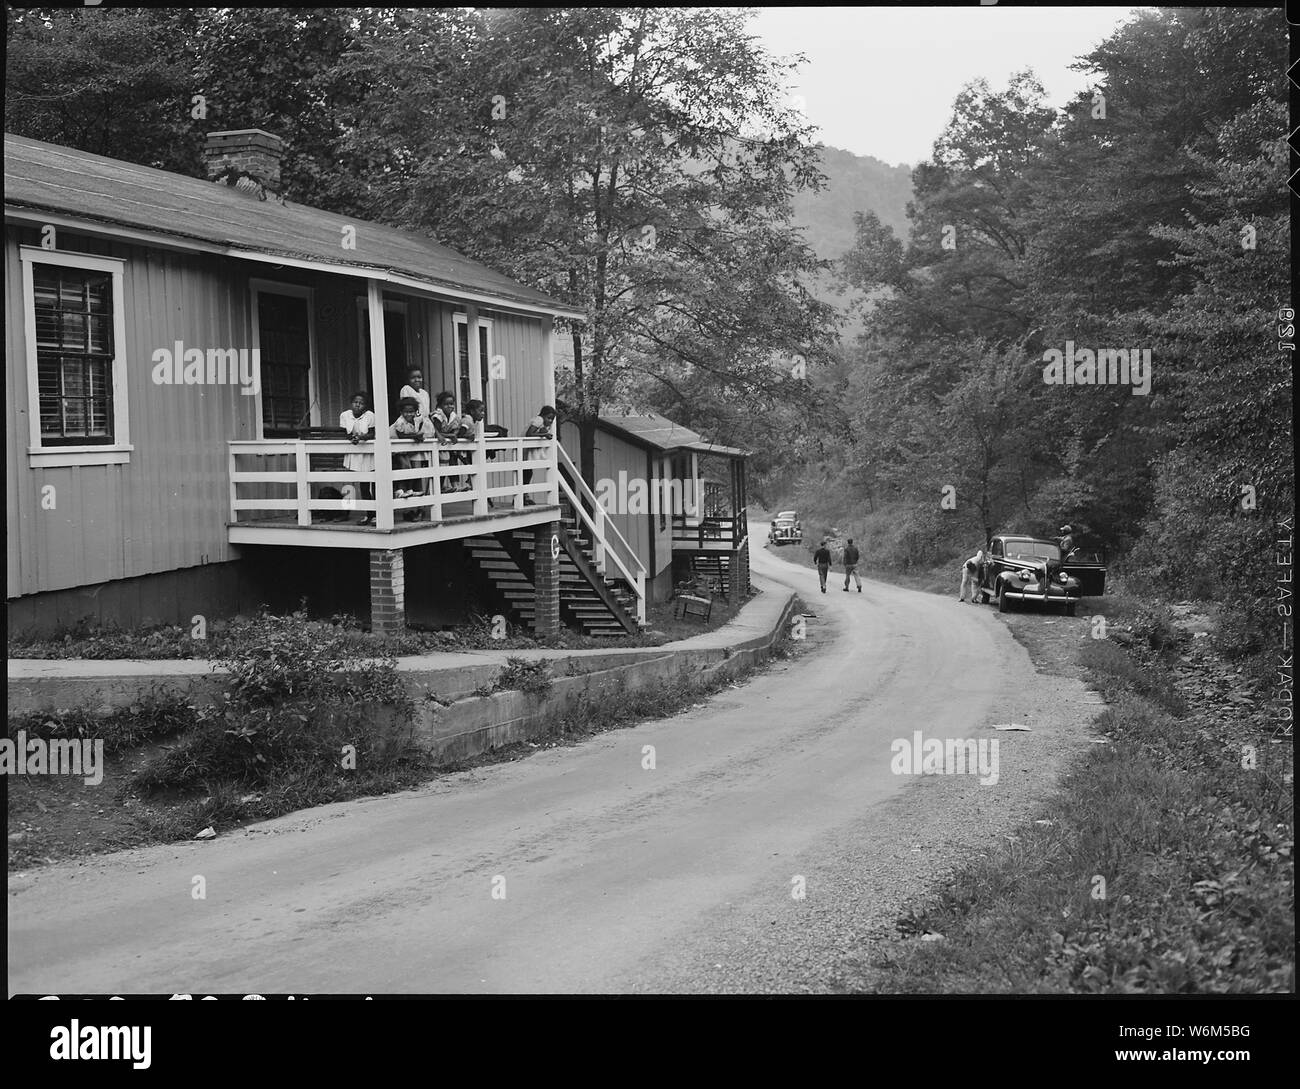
[391,396,434,521]
[398,368,431,425]
[431,390,466,492]
[339,391,376,526]
[522,405,557,505]
[455,399,488,502]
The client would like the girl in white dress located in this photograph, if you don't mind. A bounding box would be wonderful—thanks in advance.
[339,391,376,524]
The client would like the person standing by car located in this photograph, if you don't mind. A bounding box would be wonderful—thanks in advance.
[1057,524,1075,558]
[813,540,832,593]
[842,538,862,592]
[959,547,987,603]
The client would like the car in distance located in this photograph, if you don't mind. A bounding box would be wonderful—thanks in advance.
[768,510,803,546]
[974,534,1107,615]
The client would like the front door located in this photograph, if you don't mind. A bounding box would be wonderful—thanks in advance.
[359,301,409,422]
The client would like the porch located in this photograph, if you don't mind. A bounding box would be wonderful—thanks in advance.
[670,448,748,553]
[228,433,561,547]
[670,452,750,601]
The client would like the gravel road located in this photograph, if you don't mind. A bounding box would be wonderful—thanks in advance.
[8,526,1101,994]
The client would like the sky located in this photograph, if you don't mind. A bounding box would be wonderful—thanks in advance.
[749,5,1140,166]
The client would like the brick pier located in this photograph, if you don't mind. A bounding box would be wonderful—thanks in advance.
[533,522,560,636]
[370,548,405,636]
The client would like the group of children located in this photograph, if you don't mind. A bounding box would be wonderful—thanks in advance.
[336,367,557,525]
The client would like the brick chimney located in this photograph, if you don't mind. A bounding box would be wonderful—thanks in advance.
[203,129,283,201]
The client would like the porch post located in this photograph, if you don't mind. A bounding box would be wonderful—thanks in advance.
[370,548,405,635]
[367,281,394,531]
[544,323,558,506]
[533,522,560,636]
[543,320,556,412]
[465,303,488,515]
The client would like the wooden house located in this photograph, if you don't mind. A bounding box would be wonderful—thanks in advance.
[5,130,645,637]
[558,410,750,605]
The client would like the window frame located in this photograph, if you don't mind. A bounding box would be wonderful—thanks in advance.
[21,247,132,467]
[452,311,494,418]
[250,279,319,438]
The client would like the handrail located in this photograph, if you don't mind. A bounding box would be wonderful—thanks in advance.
[555,470,646,626]
[555,443,645,577]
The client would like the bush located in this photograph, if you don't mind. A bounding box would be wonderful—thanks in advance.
[128,606,416,795]
[1129,603,1187,655]
[495,657,553,696]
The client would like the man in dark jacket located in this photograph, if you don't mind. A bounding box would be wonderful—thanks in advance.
[842,538,862,592]
[813,540,832,593]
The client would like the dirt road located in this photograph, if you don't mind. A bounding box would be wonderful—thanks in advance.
[8,528,1093,994]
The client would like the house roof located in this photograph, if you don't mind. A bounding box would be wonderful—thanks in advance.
[3,133,583,319]
[591,408,748,459]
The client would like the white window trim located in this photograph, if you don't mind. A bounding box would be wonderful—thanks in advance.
[21,247,132,467]
[250,279,319,437]
[453,311,495,416]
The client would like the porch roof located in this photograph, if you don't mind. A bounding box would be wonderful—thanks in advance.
[3,133,583,320]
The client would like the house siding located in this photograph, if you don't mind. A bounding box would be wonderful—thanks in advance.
[6,221,553,612]
[558,420,675,599]
[6,226,257,599]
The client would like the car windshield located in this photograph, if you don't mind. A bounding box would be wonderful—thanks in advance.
[1003,540,1061,561]
[776,512,797,520]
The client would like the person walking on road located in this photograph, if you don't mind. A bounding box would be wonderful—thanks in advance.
[842,538,862,592]
[813,540,832,593]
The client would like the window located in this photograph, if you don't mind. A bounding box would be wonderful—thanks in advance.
[34,265,114,444]
[454,313,493,416]
[251,282,316,436]
[21,247,131,466]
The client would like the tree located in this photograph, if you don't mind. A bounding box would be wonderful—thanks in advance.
[5,6,201,172]
[341,7,839,486]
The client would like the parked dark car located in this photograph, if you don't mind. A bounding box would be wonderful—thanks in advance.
[975,534,1107,615]
[768,510,803,546]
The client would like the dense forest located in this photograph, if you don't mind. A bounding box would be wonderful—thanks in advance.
[809,7,1290,658]
[6,6,1291,651]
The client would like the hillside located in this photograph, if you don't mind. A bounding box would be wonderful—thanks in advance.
[791,144,914,338]
[794,144,914,259]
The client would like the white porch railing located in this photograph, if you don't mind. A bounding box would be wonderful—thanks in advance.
[555,443,647,626]
[228,435,559,530]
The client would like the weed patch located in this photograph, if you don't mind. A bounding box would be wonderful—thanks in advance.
[863,610,1292,994]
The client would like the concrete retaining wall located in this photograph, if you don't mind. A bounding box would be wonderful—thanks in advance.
[9,593,799,767]
[419,594,797,766]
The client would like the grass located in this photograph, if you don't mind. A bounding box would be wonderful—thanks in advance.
[859,615,1293,994]
[7,685,198,756]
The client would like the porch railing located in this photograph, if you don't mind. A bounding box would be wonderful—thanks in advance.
[671,510,748,550]
[228,435,559,530]
[555,444,646,626]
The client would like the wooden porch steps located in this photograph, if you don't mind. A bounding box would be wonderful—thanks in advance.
[465,524,640,637]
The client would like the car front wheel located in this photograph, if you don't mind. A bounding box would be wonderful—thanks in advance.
[998,586,1010,613]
